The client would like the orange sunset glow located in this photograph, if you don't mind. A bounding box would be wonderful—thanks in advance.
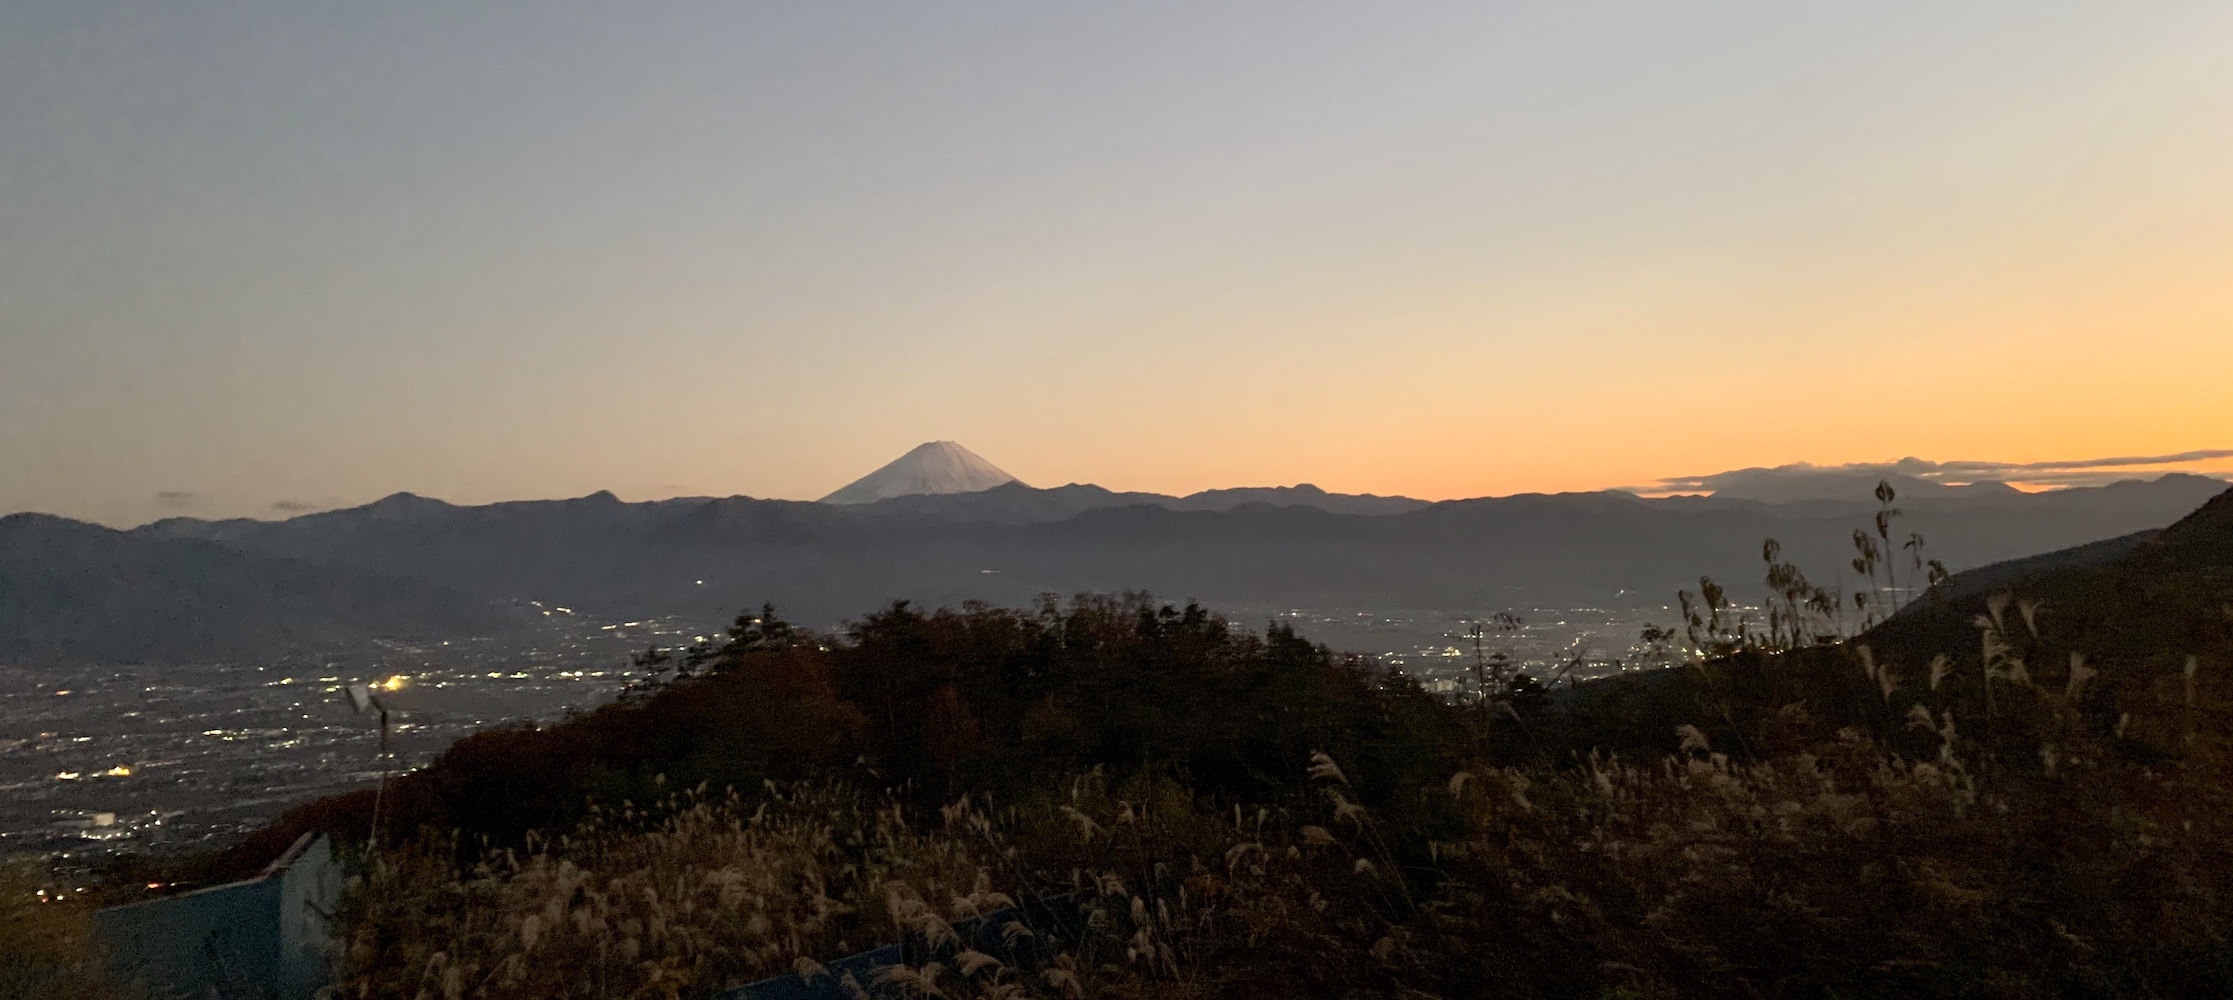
[3,3,2226,524]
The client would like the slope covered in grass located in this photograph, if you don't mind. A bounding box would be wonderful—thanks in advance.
[216,596,1462,875]
[167,485,2233,998]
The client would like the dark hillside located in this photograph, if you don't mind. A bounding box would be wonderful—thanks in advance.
[1544,485,2233,770]
[2136,483,2233,575]
[0,513,513,664]
[1915,528,2157,604]
[219,597,1463,867]
[1868,484,2233,669]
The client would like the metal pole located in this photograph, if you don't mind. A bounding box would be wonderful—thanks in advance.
[369,706,389,851]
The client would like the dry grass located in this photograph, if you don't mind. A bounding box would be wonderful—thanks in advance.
[335,783,1011,1000]
[303,494,2233,999]
[332,641,2233,999]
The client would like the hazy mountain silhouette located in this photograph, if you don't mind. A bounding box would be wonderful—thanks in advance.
[816,443,1431,518]
[112,474,2231,637]
[842,480,1429,524]
[1654,455,2233,499]
[1163,484,1429,516]
[842,482,1169,524]
[0,513,514,664]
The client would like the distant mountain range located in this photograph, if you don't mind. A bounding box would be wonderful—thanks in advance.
[4,442,2226,664]
[847,480,1429,523]
[0,513,512,664]
[819,441,1426,516]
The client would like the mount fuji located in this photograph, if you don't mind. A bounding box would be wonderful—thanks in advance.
[820,441,1023,504]
[12,437,2223,661]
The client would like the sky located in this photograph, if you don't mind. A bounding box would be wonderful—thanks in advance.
[4,2,2230,526]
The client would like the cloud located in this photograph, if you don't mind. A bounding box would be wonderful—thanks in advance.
[270,499,318,513]
[1637,450,2233,498]
[1917,450,2233,480]
[154,490,199,509]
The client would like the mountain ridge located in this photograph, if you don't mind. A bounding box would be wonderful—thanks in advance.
[0,512,515,664]
[111,474,2232,631]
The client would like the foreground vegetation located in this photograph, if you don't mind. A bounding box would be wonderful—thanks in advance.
[33,484,2233,998]
[0,859,112,1000]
